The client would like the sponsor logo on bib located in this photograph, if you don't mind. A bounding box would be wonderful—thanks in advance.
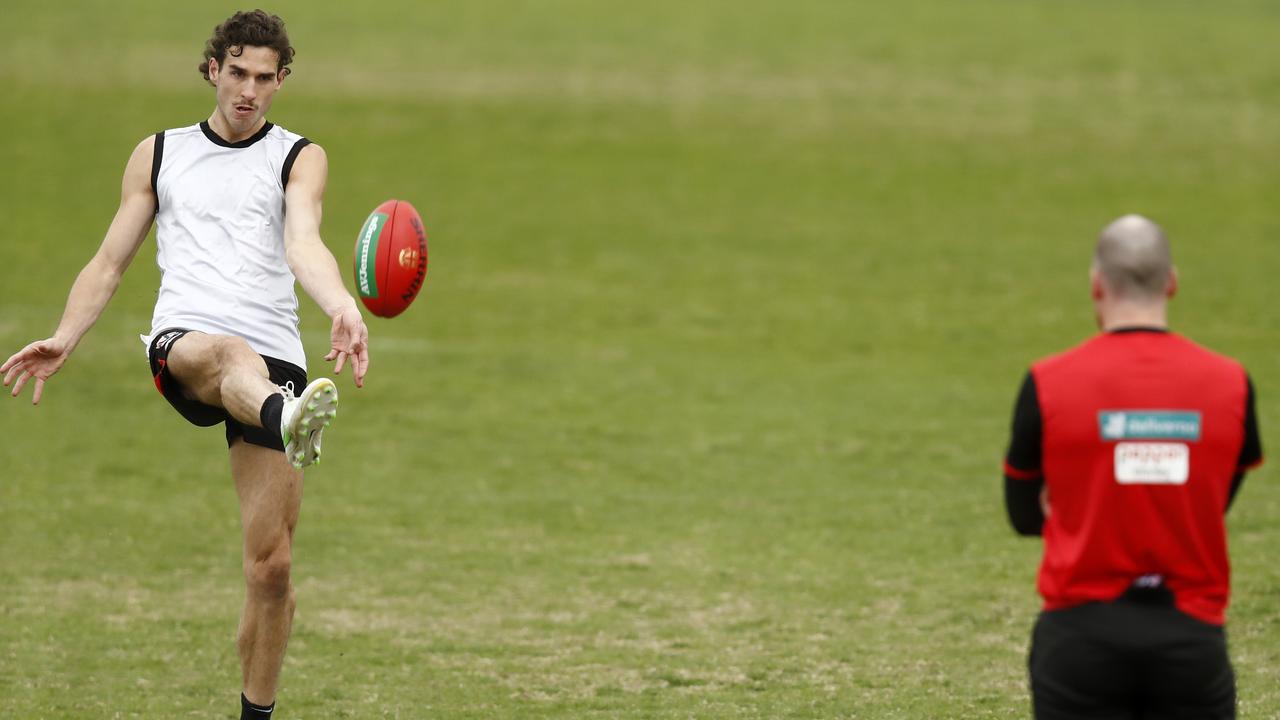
[1114,442,1190,485]
[1098,411,1201,441]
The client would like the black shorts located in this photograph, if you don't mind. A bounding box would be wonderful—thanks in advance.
[147,328,306,452]
[1029,592,1235,720]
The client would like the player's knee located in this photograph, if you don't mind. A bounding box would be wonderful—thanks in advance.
[212,337,269,399]
[213,335,261,369]
[245,547,293,599]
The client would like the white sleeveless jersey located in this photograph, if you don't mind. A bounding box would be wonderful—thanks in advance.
[145,121,313,369]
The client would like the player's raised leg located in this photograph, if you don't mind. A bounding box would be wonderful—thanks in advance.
[231,439,303,716]
[165,331,339,468]
[166,332,280,425]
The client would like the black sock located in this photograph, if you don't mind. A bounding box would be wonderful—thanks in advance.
[260,393,284,444]
[241,692,275,718]
[241,693,274,718]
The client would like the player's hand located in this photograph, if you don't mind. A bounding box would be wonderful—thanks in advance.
[1039,485,1052,519]
[1,337,71,405]
[324,306,369,388]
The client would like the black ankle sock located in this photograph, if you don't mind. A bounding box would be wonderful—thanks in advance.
[260,393,284,444]
[241,693,275,718]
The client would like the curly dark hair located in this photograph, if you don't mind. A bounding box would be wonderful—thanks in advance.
[199,10,294,85]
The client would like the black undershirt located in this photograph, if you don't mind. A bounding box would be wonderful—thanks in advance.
[1004,372,1046,535]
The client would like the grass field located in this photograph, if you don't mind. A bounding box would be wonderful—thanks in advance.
[2,1,1280,717]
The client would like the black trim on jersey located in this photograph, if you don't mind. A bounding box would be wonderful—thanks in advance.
[1106,326,1169,334]
[200,120,274,148]
[281,138,312,190]
[150,131,165,195]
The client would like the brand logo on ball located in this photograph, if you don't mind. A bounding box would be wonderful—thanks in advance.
[355,212,387,298]
[398,247,419,269]
[1098,411,1201,441]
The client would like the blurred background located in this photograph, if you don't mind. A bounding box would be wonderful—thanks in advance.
[2,1,1278,717]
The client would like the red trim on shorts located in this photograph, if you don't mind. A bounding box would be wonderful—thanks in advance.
[153,358,166,393]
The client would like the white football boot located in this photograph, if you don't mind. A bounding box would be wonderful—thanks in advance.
[279,378,339,469]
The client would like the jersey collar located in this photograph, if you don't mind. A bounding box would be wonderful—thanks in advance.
[200,120,274,148]
[1107,326,1169,334]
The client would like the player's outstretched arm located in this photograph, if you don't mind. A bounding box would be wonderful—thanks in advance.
[283,143,369,387]
[1,136,157,404]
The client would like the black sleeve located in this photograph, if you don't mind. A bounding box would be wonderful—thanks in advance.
[1005,476,1045,536]
[1004,371,1045,535]
[1237,375,1262,470]
[1228,375,1263,511]
[1005,371,1042,478]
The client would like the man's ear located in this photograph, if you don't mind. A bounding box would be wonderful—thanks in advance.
[208,57,220,83]
[1166,267,1178,299]
[1090,267,1104,301]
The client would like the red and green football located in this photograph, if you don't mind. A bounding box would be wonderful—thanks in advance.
[352,199,429,318]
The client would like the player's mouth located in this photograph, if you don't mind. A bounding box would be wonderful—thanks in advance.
[233,104,256,118]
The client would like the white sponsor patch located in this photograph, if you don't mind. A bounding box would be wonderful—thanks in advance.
[1114,442,1189,485]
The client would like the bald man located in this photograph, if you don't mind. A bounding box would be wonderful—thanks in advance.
[1002,215,1262,720]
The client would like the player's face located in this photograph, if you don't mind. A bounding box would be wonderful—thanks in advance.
[208,46,285,137]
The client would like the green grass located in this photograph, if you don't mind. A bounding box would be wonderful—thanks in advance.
[3,0,1280,717]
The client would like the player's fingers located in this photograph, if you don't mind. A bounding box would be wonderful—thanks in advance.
[2,343,38,372]
[352,351,367,388]
[11,371,30,398]
[4,363,24,388]
[323,349,337,362]
[333,351,347,375]
[32,378,45,405]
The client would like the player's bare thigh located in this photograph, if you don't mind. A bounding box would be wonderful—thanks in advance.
[166,331,270,406]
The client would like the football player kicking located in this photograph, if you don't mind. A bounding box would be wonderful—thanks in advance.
[1,10,367,719]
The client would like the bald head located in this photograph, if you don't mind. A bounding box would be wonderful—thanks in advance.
[1093,214,1173,301]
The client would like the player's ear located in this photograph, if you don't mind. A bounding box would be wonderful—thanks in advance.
[208,57,220,83]
[1165,267,1178,299]
[1089,266,1104,301]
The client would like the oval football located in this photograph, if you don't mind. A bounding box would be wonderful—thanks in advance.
[352,199,428,318]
